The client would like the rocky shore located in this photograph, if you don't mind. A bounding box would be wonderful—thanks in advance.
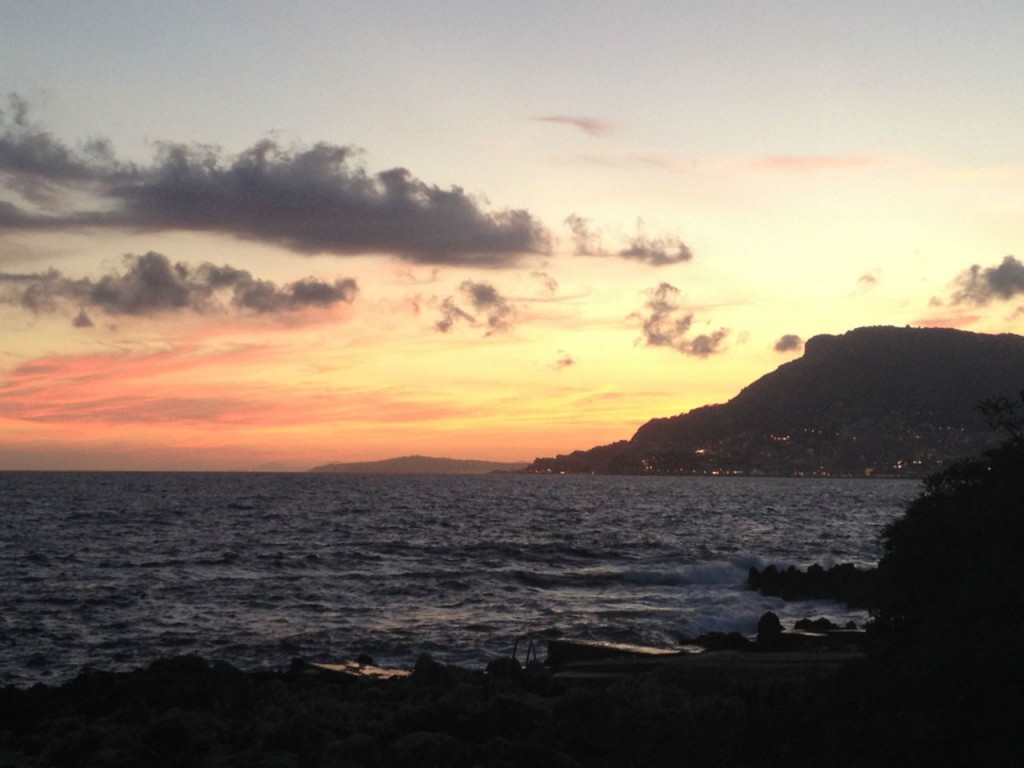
[746,562,878,608]
[1,645,870,768]
[2,608,1020,767]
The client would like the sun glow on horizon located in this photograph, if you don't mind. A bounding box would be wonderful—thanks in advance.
[2,3,1023,470]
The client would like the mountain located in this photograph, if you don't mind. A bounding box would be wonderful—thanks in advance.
[309,455,529,475]
[527,326,1024,477]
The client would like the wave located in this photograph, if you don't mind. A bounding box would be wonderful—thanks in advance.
[513,558,758,591]
[1,472,911,685]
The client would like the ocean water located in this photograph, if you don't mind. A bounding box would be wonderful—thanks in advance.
[0,472,919,686]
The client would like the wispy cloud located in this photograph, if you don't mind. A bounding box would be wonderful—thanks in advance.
[0,251,357,322]
[565,214,601,256]
[0,344,476,429]
[435,280,515,335]
[619,225,693,267]
[531,270,558,293]
[913,313,983,329]
[0,95,550,267]
[632,282,728,357]
[857,271,879,289]
[565,215,693,266]
[532,115,613,137]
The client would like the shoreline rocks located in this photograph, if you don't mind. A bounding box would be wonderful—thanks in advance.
[746,562,879,607]
[0,650,862,767]
[2,636,1018,767]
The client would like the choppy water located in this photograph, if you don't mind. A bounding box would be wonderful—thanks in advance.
[0,472,919,686]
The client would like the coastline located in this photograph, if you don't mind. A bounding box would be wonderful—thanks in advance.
[0,648,869,768]
[3,616,1019,767]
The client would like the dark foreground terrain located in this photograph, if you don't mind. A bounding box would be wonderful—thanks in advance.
[1,642,1019,768]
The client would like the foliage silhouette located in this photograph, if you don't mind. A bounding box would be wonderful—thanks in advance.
[866,390,1024,764]
[874,391,1024,651]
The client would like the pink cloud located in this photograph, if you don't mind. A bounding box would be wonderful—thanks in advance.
[0,344,483,431]
[912,314,983,329]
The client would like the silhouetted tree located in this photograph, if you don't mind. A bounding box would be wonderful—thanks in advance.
[867,390,1024,764]
[874,392,1024,650]
[978,386,1024,442]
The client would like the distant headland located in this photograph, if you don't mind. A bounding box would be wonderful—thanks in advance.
[525,325,1024,478]
[309,456,529,475]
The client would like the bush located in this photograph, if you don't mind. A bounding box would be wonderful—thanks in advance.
[873,396,1024,656]
[864,391,1024,763]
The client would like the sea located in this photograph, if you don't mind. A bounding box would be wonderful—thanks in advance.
[0,472,920,687]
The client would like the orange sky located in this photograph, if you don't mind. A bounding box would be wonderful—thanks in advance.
[2,3,1024,470]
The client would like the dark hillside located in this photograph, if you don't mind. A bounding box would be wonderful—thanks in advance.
[529,326,1024,476]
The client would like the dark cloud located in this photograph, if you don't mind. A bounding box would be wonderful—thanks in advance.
[565,214,600,256]
[640,283,692,345]
[773,334,803,353]
[461,280,515,334]
[951,255,1024,305]
[71,308,93,328]
[532,270,558,293]
[688,330,730,357]
[533,115,612,137]
[434,297,474,333]
[1,268,87,313]
[0,96,115,181]
[90,252,195,314]
[0,199,70,228]
[0,251,357,318]
[619,230,692,267]
[0,96,549,266]
[0,95,133,208]
[434,280,515,335]
[634,282,728,357]
[566,215,693,267]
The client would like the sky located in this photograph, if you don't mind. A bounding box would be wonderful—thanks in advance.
[2,1,1024,471]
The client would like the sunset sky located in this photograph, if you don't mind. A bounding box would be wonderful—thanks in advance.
[2,1,1024,471]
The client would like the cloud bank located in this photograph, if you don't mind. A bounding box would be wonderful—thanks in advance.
[0,251,358,322]
[0,96,549,267]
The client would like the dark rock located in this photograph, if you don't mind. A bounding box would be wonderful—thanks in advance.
[756,611,783,646]
[748,562,879,607]
[411,653,452,688]
[486,655,523,680]
[4,640,1010,767]
[695,631,752,651]
[391,729,468,766]
[523,659,554,694]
